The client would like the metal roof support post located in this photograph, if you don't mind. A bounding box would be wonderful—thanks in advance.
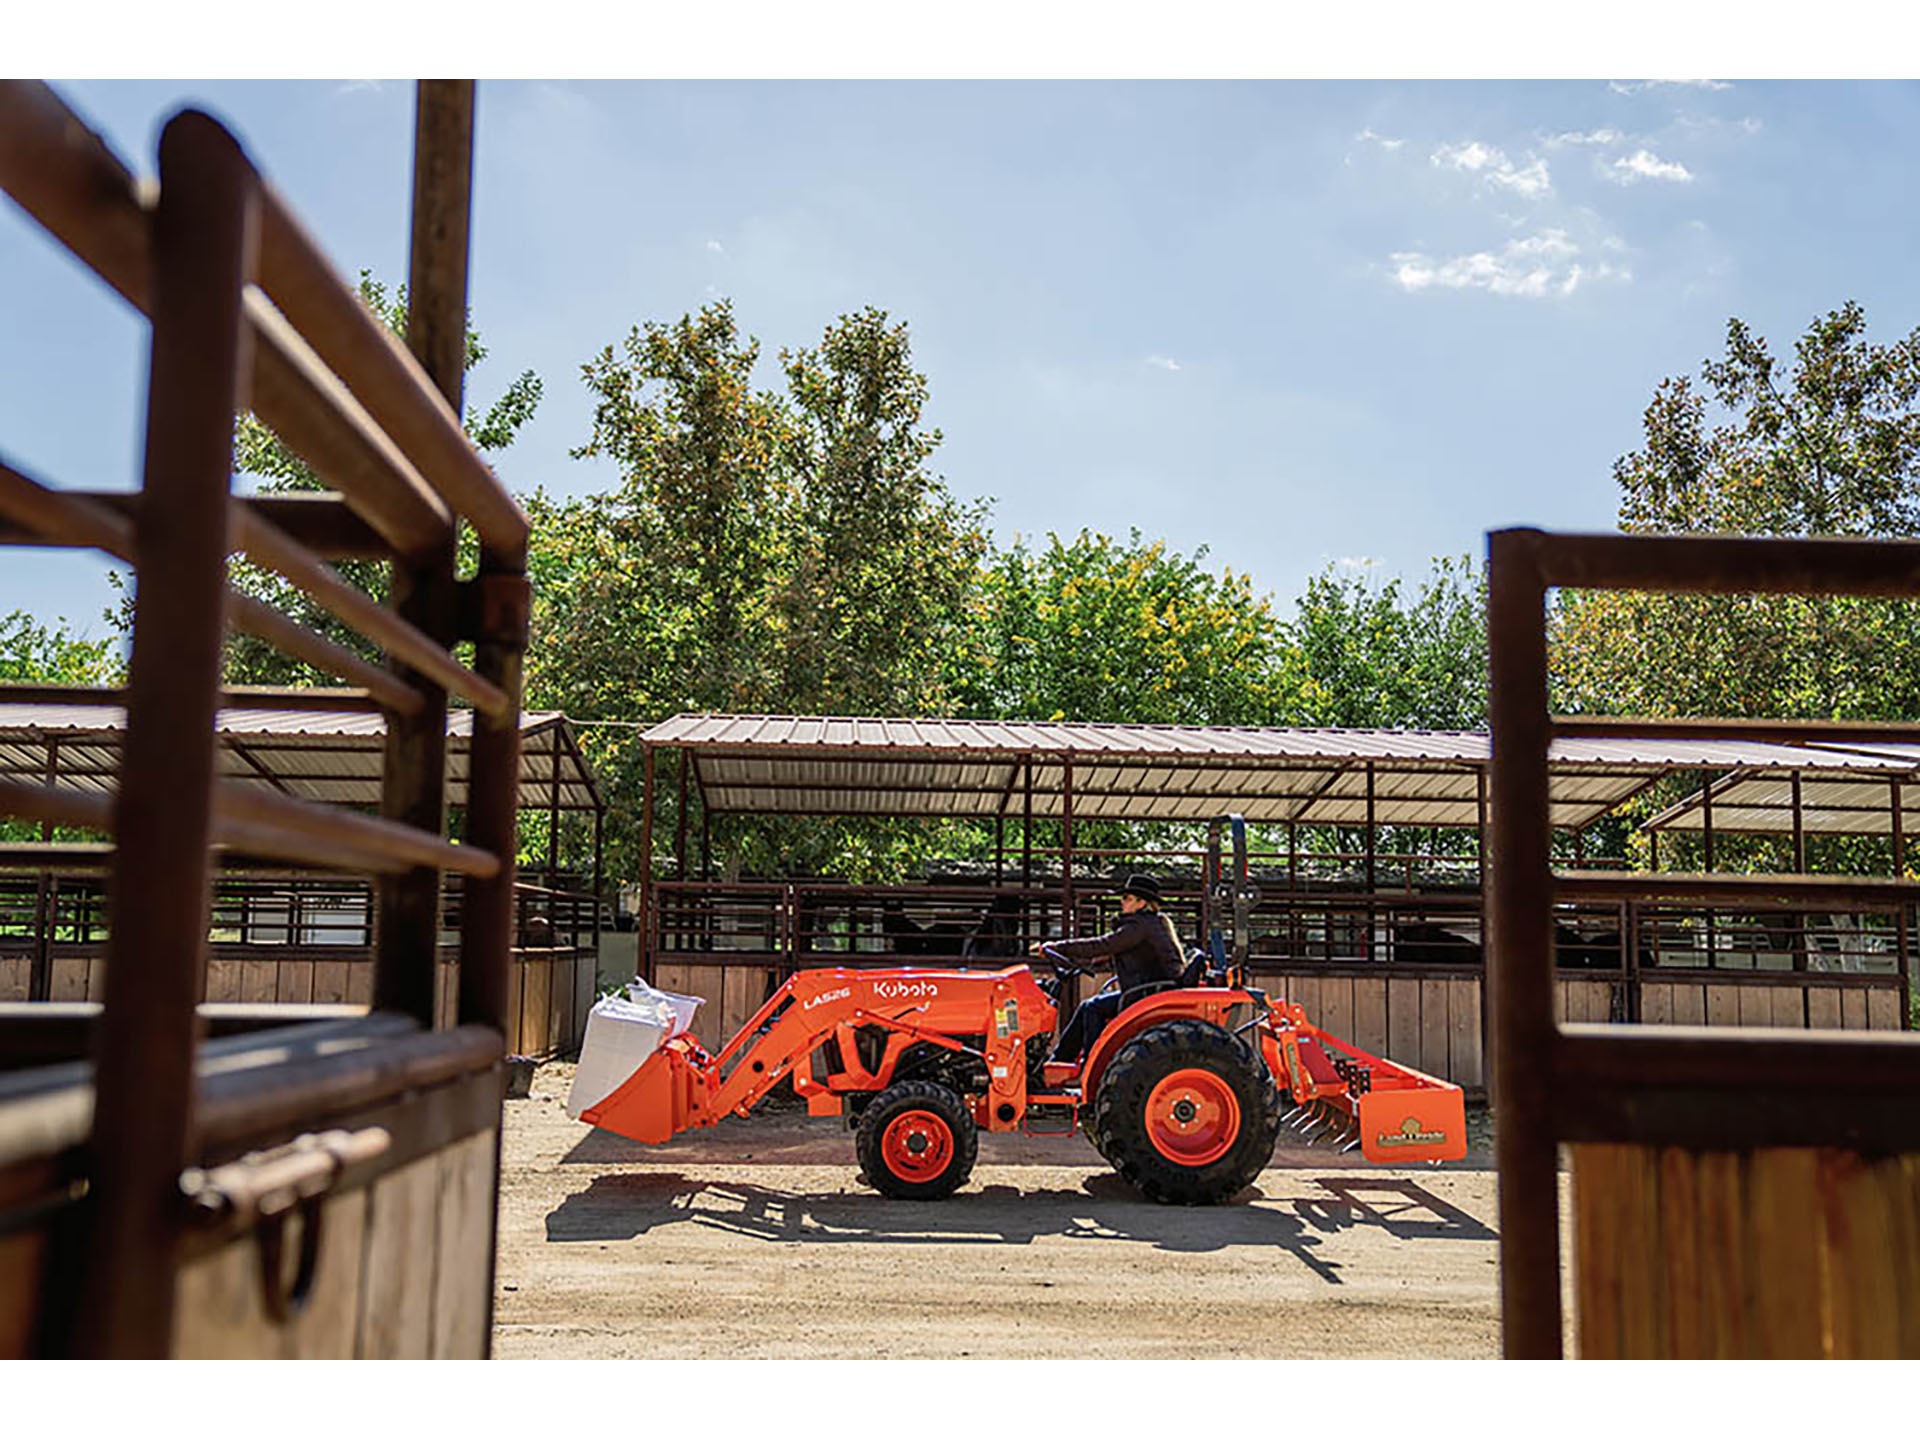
[1791,771,1806,872]
[1365,761,1377,959]
[1701,771,1717,966]
[78,111,255,1358]
[1062,753,1075,939]
[375,80,470,1027]
[1022,753,1033,889]
[994,812,1004,887]
[675,746,689,880]
[29,736,58,1002]
[591,804,604,961]
[1890,775,1904,881]
[637,744,656,986]
[1486,530,1559,1359]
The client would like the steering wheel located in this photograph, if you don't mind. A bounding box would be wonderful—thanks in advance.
[1036,942,1094,979]
[1036,944,1120,1000]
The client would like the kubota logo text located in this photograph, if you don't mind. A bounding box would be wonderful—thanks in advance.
[802,987,852,1010]
[1376,1115,1449,1147]
[873,979,938,1001]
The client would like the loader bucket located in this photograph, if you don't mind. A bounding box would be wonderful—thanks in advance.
[582,1035,705,1145]
[1355,1084,1468,1164]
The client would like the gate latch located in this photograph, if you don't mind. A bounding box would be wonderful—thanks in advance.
[180,1126,392,1226]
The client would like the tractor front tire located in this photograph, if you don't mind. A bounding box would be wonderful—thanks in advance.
[1091,1019,1280,1205]
[856,1080,979,1200]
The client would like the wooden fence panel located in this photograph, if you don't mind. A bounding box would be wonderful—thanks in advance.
[1641,983,1673,1025]
[1573,1144,1920,1357]
[1841,989,1868,1030]
[1706,984,1740,1026]
[1317,977,1353,1049]
[1351,976,1388,1059]
[1386,976,1420,1069]
[1672,982,1706,1025]
[1419,978,1450,1078]
[48,958,86,1002]
[277,959,313,1005]
[1805,986,1842,1030]
[312,960,349,1005]
[0,958,25,1002]
[1867,987,1901,1030]
[1445,979,1481,1089]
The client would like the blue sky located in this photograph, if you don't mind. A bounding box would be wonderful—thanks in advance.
[6,78,1920,644]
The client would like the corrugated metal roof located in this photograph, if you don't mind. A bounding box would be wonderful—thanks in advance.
[1646,772,1920,836]
[0,705,603,812]
[647,713,1915,826]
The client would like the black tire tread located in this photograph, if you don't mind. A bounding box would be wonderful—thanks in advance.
[854,1079,979,1201]
[1090,1018,1280,1205]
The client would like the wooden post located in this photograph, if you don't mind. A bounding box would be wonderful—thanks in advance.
[1791,771,1806,872]
[994,812,1004,887]
[79,110,255,1358]
[376,79,471,1027]
[1022,754,1033,889]
[1486,530,1559,1358]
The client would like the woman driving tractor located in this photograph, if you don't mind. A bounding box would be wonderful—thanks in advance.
[1032,873,1185,1063]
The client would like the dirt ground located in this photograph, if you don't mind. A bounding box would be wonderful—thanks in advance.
[494,1061,1556,1359]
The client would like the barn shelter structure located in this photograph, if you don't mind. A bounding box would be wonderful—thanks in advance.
[0,693,608,1058]
[635,714,1916,1094]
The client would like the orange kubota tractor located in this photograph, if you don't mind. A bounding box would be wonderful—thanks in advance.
[582,816,1466,1203]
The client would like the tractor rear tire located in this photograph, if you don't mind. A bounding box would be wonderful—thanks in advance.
[1091,1018,1280,1205]
[855,1079,978,1200]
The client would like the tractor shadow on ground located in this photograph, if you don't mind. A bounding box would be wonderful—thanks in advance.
[544,1170,1493,1286]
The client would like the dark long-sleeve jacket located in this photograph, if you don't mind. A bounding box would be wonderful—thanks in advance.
[1050,910,1185,994]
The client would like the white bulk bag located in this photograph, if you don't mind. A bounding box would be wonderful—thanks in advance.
[565,977,704,1119]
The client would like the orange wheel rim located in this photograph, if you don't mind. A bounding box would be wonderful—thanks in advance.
[1145,1068,1241,1166]
[880,1109,954,1181]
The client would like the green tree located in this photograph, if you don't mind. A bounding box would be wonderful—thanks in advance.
[947,528,1296,725]
[0,611,122,685]
[1285,556,1488,729]
[1553,302,1920,724]
[536,300,990,882]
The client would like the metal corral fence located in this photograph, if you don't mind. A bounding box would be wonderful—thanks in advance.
[0,80,527,1358]
[1486,527,1920,1359]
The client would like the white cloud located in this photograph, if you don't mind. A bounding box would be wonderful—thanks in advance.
[1354,127,1404,151]
[1432,140,1505,173]
[1545,127,1622,147]
[1432,141,1552,198]
[705,238,725,254]
[1145,355,1182,372]
[1389,229,1626,300]
[1336,556,1380,571]
[1609,79,1733,94]
[1604,149,1694,184]
[335,79,385,95]
[1486,156,1552,197]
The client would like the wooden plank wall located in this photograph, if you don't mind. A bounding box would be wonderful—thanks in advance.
[650,963,775,1056]
[1265,971,1484,1092]
[171,1126,498,1359]
[1638,980,1903,1032]
[1571,1142,1920,1357]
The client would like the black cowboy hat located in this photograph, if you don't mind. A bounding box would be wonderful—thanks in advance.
[1117,873,1162,904]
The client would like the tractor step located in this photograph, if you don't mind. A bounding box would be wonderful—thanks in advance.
[1021,1107,1078,1137]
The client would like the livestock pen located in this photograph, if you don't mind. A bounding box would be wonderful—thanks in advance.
[632,715,1913,1097]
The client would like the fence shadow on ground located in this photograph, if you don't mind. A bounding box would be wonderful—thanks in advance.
[543,1171,1494,1285]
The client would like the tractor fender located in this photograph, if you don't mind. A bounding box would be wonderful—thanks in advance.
[1079,987,1262,1099]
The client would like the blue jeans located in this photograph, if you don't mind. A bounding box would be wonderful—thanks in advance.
[1051,992,1123,1064]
